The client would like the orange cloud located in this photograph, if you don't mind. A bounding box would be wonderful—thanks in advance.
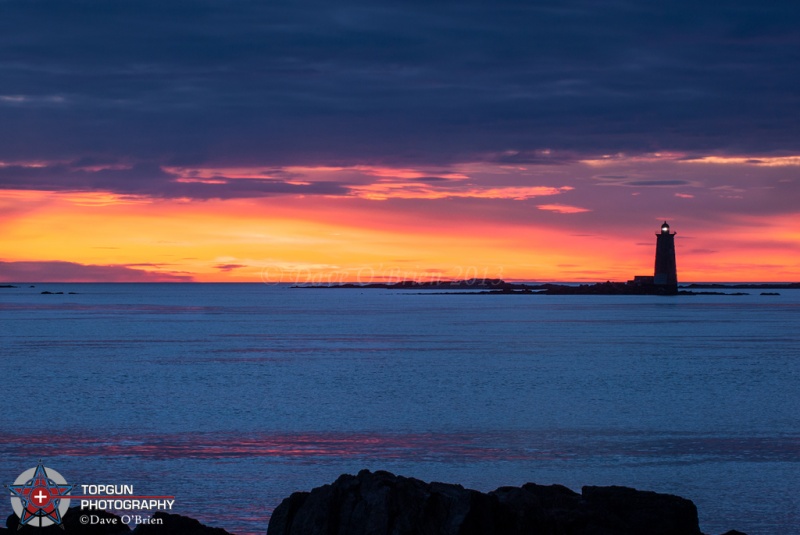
[581,152,800,168]
[536,204,590,213]
[580,152,687,166]
[353,165,469,180]
[685,155,800,167]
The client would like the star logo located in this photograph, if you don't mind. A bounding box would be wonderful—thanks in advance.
[7,462,73,529]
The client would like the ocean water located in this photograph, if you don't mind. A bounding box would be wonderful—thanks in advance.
[1,283,798,534]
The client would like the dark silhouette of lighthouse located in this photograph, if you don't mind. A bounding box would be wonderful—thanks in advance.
[654,221,678,293]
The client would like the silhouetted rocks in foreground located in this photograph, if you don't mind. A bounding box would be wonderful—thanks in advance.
[267,470,744,535]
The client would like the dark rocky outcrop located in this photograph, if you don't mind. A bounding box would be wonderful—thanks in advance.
[268,470,740,535]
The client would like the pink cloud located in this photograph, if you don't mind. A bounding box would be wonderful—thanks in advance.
[350,184,573,201]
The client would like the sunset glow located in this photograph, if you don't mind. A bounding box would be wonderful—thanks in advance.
[1,154,798,283]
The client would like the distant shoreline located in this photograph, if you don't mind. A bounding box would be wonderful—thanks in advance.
[289,279,799,295]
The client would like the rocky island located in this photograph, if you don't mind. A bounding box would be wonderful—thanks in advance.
[292,278,790,296]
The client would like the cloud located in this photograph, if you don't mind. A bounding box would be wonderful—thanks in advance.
[215,263,246,272]
[0,261,193,282]
[625,180,691,187]
[349,183,573,201]
[536,204,591,214]
[1,0,800,169]
[0,162,350,199]
[0,160,573,201]
[686,156,800,167]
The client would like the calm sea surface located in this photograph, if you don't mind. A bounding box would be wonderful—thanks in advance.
[1,283,798,534]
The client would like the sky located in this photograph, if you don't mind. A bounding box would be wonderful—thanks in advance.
[1,0,799,282]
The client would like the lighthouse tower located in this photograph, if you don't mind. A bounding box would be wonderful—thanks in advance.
[654,221,678,293]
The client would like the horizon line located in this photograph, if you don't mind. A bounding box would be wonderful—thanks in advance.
[3,280,799,285]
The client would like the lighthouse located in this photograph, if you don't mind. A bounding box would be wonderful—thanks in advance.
[654,221,678,293]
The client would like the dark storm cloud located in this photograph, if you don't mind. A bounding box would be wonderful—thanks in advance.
[1,0,799,180]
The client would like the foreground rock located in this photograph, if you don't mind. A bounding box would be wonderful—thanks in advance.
[268,470,741,535]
